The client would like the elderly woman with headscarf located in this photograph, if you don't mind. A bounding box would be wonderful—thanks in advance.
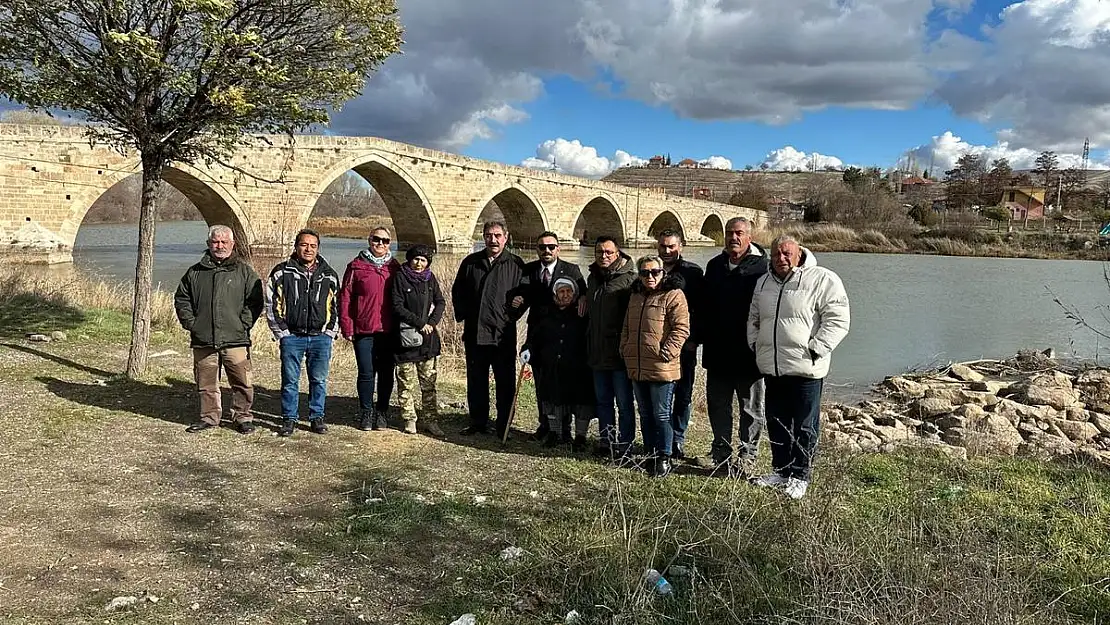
[620,254,690,478]
[390,244,446,437]
[519,277,596,452]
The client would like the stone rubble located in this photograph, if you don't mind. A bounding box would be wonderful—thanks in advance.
[823,350,1110,466]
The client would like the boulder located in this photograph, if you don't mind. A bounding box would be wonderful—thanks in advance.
[964,413,1024,456]
[954,403,987,423]
[959,390,1001,407]
[1020,372,1080,410]
[1075,369,1110,413]
[1053,419,1100,443]
[1018,433,1077,460]
[914,397,953,419]
[1091,412,1110,436]
[924,386,965,404]
[825,430,862,453]
[935,415,966,431]
[883,376,927,398]
[942,427,967,447]
[949,364,986,382]
[1065,406,1089,422]
[899,438,968,461]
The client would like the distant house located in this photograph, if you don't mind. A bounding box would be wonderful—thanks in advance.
[691,186,712,200]
[648,155,666,169]
[677,158,699,169]
[1001,186,1046,221]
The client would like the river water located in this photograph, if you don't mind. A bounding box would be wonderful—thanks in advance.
[61,220,1110,393]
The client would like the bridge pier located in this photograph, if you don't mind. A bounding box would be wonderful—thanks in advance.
[0,244,72,265]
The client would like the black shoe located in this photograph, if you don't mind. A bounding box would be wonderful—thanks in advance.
[460,424,489,436]
[372,409,387,431]
[530,425,550,442]
[672,444,685,461]
[655,458,673,478]
[357,412,373,431]
[186,421,215,433]
[543,431,561,448]
[237,421,256,435]
[278,420,296,437]
[310,419,328,434]
[572,435,587,453]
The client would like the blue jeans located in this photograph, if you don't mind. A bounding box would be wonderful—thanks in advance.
[353,333,395,414]
[280,334,333,421]
[634,380,675,458]
[593,369,636,454]
[670,348,698,450]
[764,375,824,481]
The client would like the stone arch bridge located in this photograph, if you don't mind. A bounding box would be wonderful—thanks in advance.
[0,124,764,263]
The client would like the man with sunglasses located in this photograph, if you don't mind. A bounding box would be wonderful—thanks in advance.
[452,220,526,438]
[510,231,587,442]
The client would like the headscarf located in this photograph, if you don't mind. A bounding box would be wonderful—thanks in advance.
[552,277,578,300]
[402,244,434,282]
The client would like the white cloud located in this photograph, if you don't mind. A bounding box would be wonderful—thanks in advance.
[761,146,845,171]
[903,130,1110,175]
[935,0,1110,150]
[520,138,645,178]
[699,156,733,170]
[329,0,963,149]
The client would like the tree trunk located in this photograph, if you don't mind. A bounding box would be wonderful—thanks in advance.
[125,154,165,378]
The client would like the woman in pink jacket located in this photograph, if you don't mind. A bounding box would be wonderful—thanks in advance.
[338,226,401,431]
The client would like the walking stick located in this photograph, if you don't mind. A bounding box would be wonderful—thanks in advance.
[503,362,529,443]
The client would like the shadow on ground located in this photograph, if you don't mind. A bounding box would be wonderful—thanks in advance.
[0,292,87,339]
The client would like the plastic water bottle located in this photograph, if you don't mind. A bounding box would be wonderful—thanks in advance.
[644,568,673,596]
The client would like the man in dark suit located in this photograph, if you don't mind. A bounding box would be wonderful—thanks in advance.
[511,231,587,440]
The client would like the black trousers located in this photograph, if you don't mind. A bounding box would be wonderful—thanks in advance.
[465,341,517,433]
[764,375,824,481]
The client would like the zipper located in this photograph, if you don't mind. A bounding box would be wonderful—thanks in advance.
[771,273,791,377]
[636,292,647,376]
[210,268,219,346]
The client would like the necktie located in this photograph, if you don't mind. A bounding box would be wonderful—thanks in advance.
[542,267,551,285]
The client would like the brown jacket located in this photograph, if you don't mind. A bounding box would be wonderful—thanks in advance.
[620,273,690,382]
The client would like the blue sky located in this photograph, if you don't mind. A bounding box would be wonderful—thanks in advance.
[331,0,1110,178]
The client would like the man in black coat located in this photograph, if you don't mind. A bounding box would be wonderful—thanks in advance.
[657,228,705,460]
[451,220,526,437]
[700,217,768,474]
[510,231,587,440]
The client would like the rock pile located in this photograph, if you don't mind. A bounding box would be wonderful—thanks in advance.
[823,350,1110,466]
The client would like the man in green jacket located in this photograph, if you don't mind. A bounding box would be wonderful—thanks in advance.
[174,225,264,434]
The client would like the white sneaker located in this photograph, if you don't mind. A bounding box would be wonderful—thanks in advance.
[784,478,809,500]
[751,473,788,488]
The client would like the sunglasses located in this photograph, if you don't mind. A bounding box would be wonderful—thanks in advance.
[536,243,558,251]
[638,269,664,278]
[371,236,390,244]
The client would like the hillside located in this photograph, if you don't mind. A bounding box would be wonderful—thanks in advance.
[604,167,845,203]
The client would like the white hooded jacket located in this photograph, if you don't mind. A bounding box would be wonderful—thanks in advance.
[747,247,850,379]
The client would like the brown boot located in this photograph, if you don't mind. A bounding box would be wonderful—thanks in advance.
[422,420,445,437]
[403,419,417,434]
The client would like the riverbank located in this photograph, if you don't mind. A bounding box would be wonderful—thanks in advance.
[1,273,1108,623]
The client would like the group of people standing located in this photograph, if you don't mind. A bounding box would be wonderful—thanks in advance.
[173,224,445,442]
[173,215,849,499]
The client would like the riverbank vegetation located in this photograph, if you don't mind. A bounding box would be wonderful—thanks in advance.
[1,272,1108,623]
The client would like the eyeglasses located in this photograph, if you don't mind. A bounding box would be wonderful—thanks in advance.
[638,269,664,278]
[536,243,558,251]
[371,236,390,244]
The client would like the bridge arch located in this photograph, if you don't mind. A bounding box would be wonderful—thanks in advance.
[472,183,548,248]
[63,163,253,250]
[573,195,626,246]
[646,210,685,242]
[304,151,439,248]
[700,212,725,246]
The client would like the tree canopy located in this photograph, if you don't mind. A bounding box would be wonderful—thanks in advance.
[0,0,402,377]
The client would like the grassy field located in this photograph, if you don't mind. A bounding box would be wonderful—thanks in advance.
[1,274,1109,624]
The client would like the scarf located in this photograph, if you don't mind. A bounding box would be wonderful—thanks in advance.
[402,263,432,282]
[359,248,392,267]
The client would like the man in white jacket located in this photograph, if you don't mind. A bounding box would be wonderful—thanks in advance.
[747,235,850,499]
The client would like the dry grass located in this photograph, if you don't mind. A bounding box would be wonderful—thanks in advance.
[1,272,1109,624]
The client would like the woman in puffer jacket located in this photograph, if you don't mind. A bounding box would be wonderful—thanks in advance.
[620,254,690,478]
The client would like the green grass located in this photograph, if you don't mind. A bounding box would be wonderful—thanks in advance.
[327,450,1110,625]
